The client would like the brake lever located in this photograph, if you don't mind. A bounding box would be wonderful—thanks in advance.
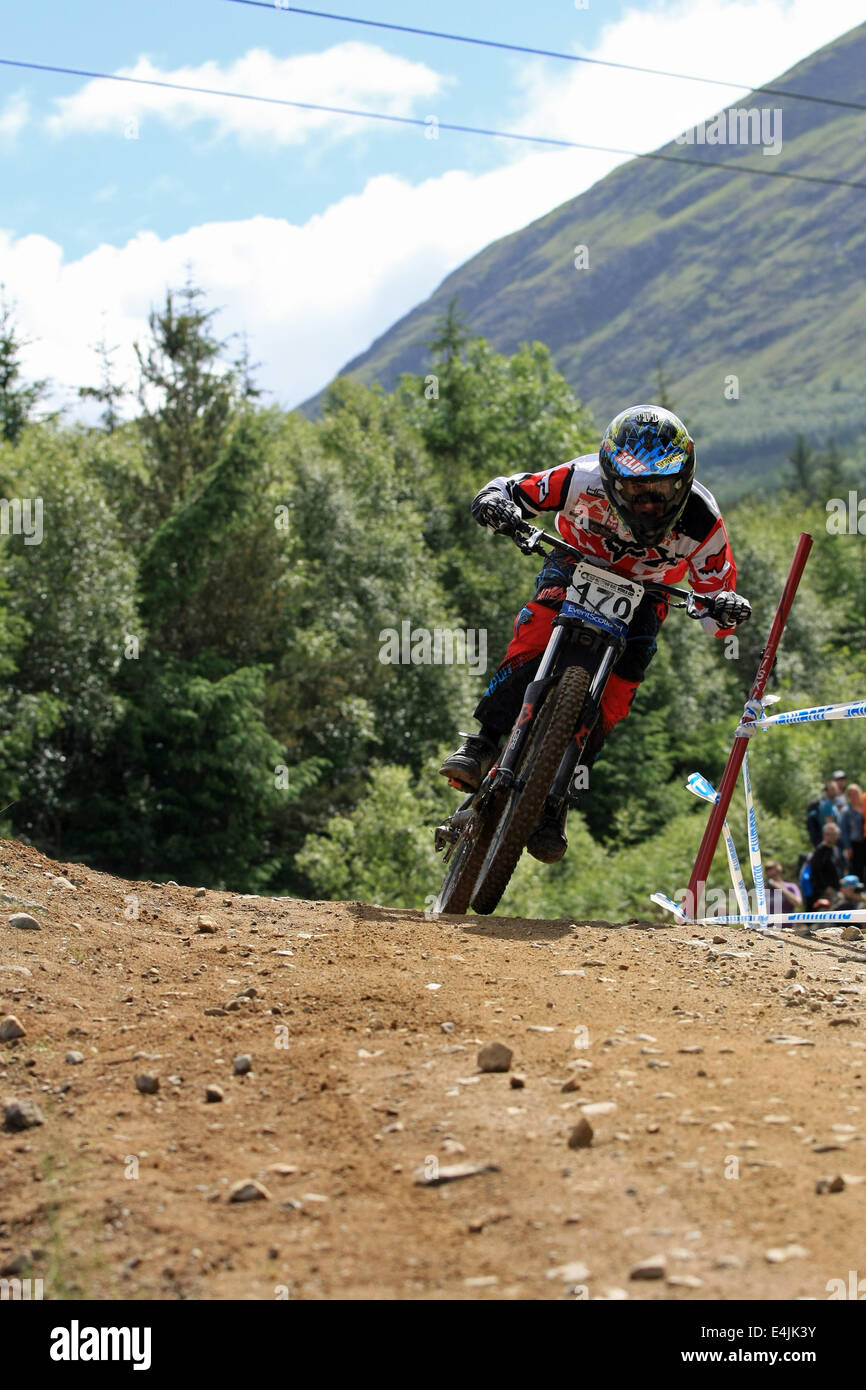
[511,524,544,554]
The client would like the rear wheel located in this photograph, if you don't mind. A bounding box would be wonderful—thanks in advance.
[470,665,591,915]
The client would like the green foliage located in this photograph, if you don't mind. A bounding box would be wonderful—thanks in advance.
[0,287,863,911]
[0,291,49,444]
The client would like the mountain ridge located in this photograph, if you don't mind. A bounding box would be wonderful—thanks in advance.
[303,22,866,494]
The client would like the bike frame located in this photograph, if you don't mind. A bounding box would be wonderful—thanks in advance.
[483,527,690,809]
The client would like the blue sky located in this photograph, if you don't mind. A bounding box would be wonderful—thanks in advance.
[1,0,863,412]
[2,0,635,254]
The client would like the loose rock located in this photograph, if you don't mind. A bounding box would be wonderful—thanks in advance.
[205,1084,224,1103]
[568,1118,594,1149]
[135,1073,159,1095]
[0,1016,26,1041]
[630,1255,666,1280]
[413,1161,500,1187]
[196,916,218,934]
[3,1099,45,1131]
[229,1179,270,1203]
[8,913,40,931]
[233,1054,252,1075]
[65,1051,84,1065]
[477,1042,512,1073]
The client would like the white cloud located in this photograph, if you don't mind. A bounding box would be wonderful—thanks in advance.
[43,43,447,146]
[0,93,29,143]
[6,0,864,415]
[511,0,866,155]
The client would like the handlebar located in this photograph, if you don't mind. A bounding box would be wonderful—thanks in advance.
[508,523,702,611]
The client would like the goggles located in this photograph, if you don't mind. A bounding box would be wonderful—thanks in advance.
[615,475,682,502]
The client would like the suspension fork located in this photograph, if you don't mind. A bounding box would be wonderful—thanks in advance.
[545,642,618,812]
[494,626,565,784]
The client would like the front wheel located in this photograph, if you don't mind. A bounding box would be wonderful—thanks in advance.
[432,794,502,915]
[470,665,591,915]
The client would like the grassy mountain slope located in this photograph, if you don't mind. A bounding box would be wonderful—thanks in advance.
[305,23,866,496]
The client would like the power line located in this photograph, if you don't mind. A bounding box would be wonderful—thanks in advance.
[2,54,865,191]
[223,0,866,115]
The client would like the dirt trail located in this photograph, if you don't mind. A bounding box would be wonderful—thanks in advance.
[1,837,865,1301]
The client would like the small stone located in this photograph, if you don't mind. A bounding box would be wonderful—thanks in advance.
[135,1073,159,1095]
[829,1175,846,1193]
[546,1261,590,1282]
[440,1022,456,1034]
[765,1244,807,1264]
[413,1161,500,1186]
[196,916,218,933]
[477,1042,513,1073]
[580,1101,616,1117]
[0,1016,26,1041]
[8,913,40,931]
[678,1045,703,1054]
[195,887,207,898]
[52,876,76,890]
[713,1255,741,1270]
[509,1074,526,1089]
[668,1274,704,1289]
[3,1099,45,1131]
[204,1007,228,1017]
[841,926,863,941]
[268,1164,298,1176]
[568,1118,594,1149]
[233,1054,252,1075]
[784,967,797,979]
[630,1255,666,1280]
[561,1077,581,1093]
[712,935,727,944]
[205,1085,224,1103]
[65,1051,84,1065]
[229,1179,270,1203]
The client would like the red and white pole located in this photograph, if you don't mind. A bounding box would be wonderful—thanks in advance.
[684,532,814,920]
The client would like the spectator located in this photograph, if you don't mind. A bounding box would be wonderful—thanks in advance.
[832,769,848,813]
[833,874,865,910]
[820,779,842,827]
[840,783,865,879]
[765,860,802,915]
[805,822,844,909]
[807,779,841,848]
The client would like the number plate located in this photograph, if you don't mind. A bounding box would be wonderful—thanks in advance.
[560,561,644,635]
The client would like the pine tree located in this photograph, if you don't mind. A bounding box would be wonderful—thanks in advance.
[134,279,252,517]
[786,433,814,497]
[78,331,126,432]
[0,289,49,444]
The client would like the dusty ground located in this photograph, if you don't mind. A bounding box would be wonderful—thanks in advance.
[1,837,866,1302]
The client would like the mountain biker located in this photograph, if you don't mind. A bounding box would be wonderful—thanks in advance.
[438,404,752,863]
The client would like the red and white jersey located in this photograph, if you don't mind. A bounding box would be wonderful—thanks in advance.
[478,454,738,634]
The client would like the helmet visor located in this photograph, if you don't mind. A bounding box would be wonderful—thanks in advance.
[616,476,682,503]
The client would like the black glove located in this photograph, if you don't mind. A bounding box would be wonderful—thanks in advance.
[472,491,525,535]
[688,590,752,627]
